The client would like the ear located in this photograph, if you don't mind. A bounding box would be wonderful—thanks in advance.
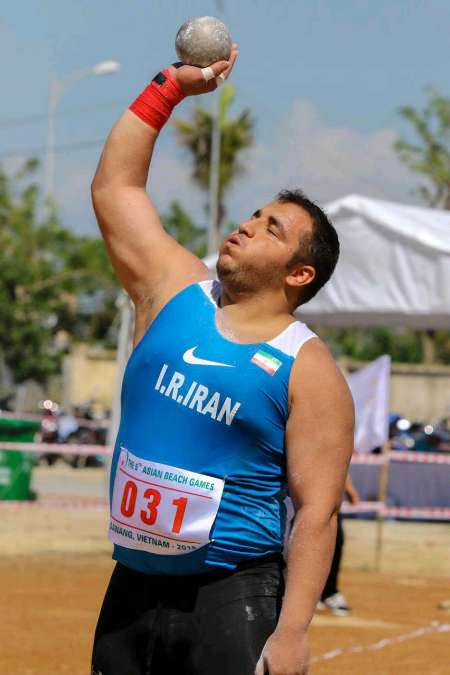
[285,263,316,290]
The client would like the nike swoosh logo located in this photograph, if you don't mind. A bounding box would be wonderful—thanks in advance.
[182,347,234,368]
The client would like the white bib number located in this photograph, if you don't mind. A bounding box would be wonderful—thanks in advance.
[109,447,225,555]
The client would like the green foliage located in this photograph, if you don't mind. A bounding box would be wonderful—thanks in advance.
[315,325,450,365]
[172,83,253,228]
[433,329,450,364]
[392,88,450,362]
[0,160,119,384]
[395,88,450,209]
[0,156,219,386]
[325,327,422,363]
[161,201,206,258]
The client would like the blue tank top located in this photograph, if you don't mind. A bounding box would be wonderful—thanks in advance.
[109,280,316,575]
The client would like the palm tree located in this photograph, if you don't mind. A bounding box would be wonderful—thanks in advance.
[172,83,253,242]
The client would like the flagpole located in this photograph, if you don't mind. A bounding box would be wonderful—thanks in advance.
[374,441,390,571]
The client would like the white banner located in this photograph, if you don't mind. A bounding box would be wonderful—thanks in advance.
[347,355,391,453]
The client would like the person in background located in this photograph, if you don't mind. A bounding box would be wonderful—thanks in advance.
[316,473,359,616]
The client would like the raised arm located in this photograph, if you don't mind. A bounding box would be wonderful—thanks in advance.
[91,51,237,342]
[256,338,355,675]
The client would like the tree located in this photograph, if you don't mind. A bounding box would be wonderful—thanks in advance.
[316,326,423,364]
[395,88,450,209]
[172,83,253,235]
[161,201,206,258]
[392,89,450,363]
[0,160,119,384]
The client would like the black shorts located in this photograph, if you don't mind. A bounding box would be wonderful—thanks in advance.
[92,553,285,675]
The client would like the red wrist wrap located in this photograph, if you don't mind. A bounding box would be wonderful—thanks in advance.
[129,68,185,131]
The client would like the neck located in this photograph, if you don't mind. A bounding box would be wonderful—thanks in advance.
[219,283,293,326]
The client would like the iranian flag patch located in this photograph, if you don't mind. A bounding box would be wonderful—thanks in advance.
[251,349,282,375]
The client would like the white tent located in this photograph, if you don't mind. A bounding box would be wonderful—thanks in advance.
[206,195,450,329]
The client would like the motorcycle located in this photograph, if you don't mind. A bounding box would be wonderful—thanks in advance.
[389,413,450,453]
[38,399,107,467]
[39,399,60,465]
[60,402,107,469]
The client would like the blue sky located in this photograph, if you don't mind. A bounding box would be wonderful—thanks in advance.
[2,0,450,235]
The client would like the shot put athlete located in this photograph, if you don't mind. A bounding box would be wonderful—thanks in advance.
[91,46,354,675]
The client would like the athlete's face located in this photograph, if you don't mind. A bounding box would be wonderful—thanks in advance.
[217,200,316,296]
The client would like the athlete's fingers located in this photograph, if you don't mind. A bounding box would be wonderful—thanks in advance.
[171,48,236,96]
[207,46,239,91]
[213,45,239,89]
[254,653,267,675]
[223,43,239,78]
[209,59,231,78]
[215,72,227,88]
[215,44,239,85]
[200,66,216,83]
[200,41,238,80]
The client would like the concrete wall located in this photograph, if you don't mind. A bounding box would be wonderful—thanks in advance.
[389,362,450,421]
[62,345,118,412]
[62,347,450,422]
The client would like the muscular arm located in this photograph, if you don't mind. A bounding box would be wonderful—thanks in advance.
[256,338,354,674]
[92,111,209,299]
[92,110,208,341]
[281,338,354,627]
[91,55,235,343]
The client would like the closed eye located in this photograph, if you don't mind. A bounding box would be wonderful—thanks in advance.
[269,216,286,239]
[268,216,282,237]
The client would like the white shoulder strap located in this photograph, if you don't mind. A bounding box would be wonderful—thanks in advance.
[268,321,317,358]
[198,279,221,306]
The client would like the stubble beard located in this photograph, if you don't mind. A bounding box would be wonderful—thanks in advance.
[216,255,285,296]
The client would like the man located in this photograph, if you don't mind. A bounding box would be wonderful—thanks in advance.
[91,46,354,675]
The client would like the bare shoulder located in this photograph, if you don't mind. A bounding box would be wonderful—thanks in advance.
[288,336,354,415]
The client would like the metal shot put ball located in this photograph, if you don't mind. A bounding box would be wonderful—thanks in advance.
[175,16,232,68]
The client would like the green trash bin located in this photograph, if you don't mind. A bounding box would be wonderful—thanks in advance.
[0,418,40,500]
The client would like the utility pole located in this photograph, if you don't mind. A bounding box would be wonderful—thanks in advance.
[207,96,222,254]
[45,60,120,199]
[207,0,225,254]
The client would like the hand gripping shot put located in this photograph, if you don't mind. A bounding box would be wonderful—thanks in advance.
[91,16,354,675]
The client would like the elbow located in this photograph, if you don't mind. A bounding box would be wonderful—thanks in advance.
[294,502,340,528]
[91,171,105,202]
[91,180,101,207]
[91,182,103,219]
[91,180,97,208]
[91,180,112,230]
[91,174,112,213]
[91,158,113,201]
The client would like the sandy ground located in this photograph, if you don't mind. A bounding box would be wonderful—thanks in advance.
[0,465,449,674]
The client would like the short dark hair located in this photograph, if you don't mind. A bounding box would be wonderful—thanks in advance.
[276,189,339,306]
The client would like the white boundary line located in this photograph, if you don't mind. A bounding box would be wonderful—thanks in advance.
[311,621,450,664]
